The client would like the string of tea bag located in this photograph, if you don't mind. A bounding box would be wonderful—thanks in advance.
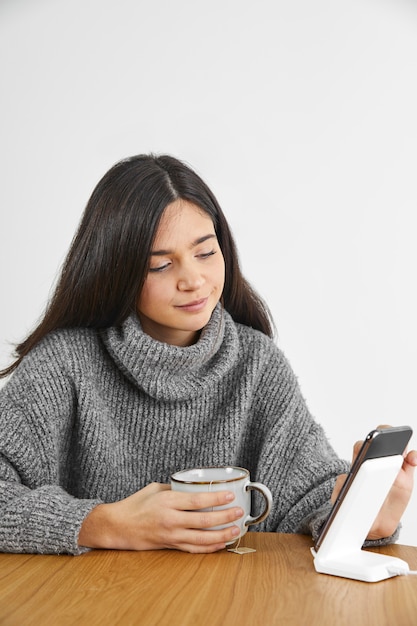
[227,536,256,554]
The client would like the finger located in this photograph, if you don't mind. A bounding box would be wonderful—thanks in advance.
[403,449,417,469]
[352,441,362,464]
[184,506,244,530]
[175,542,227,554]
[404,450,417,468]
[172,490,236,511]
[171,525,242,553]
[331,474,347,503]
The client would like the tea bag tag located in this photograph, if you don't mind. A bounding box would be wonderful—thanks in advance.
[228,546,256,554]
[227,537,256,555]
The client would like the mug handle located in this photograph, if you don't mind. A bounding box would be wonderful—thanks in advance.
[244,481,273,527]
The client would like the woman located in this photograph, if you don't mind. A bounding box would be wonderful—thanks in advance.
[0,154,415,555]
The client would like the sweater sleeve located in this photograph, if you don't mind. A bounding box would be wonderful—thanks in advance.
[0,342,102,555]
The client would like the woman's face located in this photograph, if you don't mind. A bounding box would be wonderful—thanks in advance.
[137,199,225,346]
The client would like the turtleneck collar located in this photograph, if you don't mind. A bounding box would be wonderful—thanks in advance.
[101,303,239,401]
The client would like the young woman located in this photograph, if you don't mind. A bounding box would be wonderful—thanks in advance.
[0,154,415,555]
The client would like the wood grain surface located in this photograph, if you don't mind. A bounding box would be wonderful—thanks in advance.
[1,533,417,625]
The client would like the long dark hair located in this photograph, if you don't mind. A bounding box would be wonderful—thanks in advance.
[1,154,274,377]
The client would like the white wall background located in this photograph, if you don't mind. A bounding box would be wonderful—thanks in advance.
[1,0,416,544]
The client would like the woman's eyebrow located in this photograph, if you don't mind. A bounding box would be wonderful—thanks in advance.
[151,234,216,256]
[192,234,217,247]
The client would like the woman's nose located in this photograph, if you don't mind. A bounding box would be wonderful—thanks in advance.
[177,265,204,291]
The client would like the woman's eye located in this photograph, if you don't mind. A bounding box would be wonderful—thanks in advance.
[149,250,216,272]
[149,263,171,273]
[198,250,216,259]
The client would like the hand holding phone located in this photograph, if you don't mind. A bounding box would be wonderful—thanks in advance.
[316,425,413,550]
[313,425,413,582]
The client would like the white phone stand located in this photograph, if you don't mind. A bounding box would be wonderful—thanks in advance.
[313,455,410,582]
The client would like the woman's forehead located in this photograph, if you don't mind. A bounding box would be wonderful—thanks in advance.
[153,200,215,248]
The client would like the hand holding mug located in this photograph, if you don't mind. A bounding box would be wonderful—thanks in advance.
[79,481,246,553]
[171,466,273,543]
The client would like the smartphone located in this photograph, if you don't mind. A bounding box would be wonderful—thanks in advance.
[315,425,413,551]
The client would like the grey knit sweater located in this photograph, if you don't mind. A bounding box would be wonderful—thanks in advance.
[0,304,351,555]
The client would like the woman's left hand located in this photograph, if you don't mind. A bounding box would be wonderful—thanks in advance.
[331,426,417,541]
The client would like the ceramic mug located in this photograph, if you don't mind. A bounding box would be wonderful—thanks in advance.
[170,466,273,542]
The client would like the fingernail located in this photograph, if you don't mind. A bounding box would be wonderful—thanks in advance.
[235,507,244,519]
[225,492,235,502]
[231,526,241,536]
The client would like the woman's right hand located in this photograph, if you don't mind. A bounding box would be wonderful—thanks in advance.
[78,483,244,553]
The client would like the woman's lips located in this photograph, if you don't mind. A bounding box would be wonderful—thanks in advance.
[176,298,208,313]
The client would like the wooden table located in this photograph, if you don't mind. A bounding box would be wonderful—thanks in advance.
[1,533,417,625]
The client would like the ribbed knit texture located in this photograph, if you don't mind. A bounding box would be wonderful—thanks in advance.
[1,304,391,554]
